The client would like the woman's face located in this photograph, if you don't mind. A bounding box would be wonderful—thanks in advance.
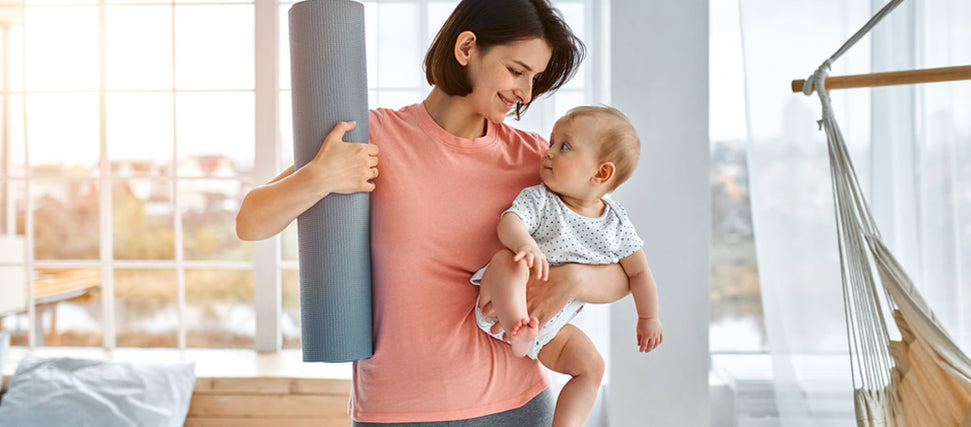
[465,37,553,123]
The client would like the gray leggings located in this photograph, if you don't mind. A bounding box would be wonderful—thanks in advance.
[352,388,554,427]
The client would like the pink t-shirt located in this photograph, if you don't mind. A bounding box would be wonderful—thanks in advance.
[350,103,550,422]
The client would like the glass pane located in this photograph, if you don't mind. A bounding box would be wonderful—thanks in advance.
[115,269,177,347]
[33,180,99,260]
[34,267,103,346]
[557,2,586,90]
[6,179,26,236]
[278,4,290,90]
[0,313,29,346]
[281,220,297,261]
[0,183,18,237]
[176,92,254,175]
[376,3,421,88]
[364,2,376,89]
[2,22,25,92]
[107,93,174,175]
[174,5,254,90]
[180,179,251,261]
[0,98,4,172]
[0,236,28,335]
[113,179,174,260]
[710,140,765,351]
[709,0,766,353]
[281,268,299,348]
[25,6,98,90]
[27,93,100,176]
[279,90,293,171]
[375,90,421,111]
[185,268,254,348]
[8,95,26,176]
[426,2,458,47]
[105,6,173,90]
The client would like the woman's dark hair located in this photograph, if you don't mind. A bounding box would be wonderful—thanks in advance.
[423,0,585,118]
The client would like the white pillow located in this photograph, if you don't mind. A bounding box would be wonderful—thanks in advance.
[0,354,195,427]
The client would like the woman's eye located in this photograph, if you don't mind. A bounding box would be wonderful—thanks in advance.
[508,68,524,76]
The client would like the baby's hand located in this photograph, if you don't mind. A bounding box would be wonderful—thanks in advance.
[513,244,549,281]
[636,317,663,353]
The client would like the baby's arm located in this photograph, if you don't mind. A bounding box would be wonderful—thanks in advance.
[619,250,663,353]
[497,213,549,280]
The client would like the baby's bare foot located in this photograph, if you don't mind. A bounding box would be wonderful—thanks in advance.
[510,317,539,357]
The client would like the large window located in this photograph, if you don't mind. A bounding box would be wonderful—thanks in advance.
[709,0,765,353]
[0,0,602,350]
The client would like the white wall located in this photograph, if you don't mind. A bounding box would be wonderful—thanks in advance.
[608,1,710,426]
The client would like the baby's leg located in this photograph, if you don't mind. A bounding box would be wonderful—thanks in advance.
[537,324,605,427]
[479,249,539,357]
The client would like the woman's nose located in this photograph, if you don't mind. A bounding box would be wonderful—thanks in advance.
[514,80,533,104]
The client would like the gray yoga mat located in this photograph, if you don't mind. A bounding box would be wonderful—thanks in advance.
[289,0,373,363]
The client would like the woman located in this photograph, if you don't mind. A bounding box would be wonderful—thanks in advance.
[236,0,630,424]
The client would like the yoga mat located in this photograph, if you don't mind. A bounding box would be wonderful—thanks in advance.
[289,0,373,362]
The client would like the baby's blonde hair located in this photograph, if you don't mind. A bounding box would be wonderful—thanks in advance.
[562,105,640,192]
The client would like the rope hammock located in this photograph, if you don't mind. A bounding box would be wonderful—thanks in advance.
[794,0,971,425]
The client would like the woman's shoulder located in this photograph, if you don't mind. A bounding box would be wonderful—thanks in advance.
[368,104,424,144]
[493,121,548,153]
[369,104,419,125]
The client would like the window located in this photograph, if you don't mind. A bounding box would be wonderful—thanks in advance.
[709,0,766,353]
[0,0,603,351]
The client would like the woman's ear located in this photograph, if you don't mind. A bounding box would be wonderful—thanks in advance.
[594,162,616,186]
[454,31,477,66]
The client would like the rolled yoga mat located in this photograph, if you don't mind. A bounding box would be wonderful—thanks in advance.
[289,0,373,362]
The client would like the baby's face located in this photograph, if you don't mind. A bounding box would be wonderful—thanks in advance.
[541,115,604,197]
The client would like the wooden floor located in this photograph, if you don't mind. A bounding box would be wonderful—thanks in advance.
[2,375,353,427]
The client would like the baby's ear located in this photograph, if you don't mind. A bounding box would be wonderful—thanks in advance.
[593,161,616,185]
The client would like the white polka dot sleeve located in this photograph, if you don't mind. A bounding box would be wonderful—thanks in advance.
[503,185,548,235]
[605,197,645,259]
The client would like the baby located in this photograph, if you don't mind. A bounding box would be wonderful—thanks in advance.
[472,105,662,427]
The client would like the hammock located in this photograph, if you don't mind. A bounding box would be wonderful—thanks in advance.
[795,0,971,425]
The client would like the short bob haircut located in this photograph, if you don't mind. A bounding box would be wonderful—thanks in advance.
[424,0,585,118]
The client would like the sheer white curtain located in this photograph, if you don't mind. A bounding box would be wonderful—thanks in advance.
[739,0,970,424]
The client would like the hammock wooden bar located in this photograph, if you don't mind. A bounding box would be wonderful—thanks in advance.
[791,64,971,92]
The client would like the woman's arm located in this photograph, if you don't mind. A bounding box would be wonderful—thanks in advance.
[485,262,628,335]
[524,263,631,326]
[236,121,379,241]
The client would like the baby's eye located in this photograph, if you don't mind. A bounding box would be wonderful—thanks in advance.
[560,143,570,151]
